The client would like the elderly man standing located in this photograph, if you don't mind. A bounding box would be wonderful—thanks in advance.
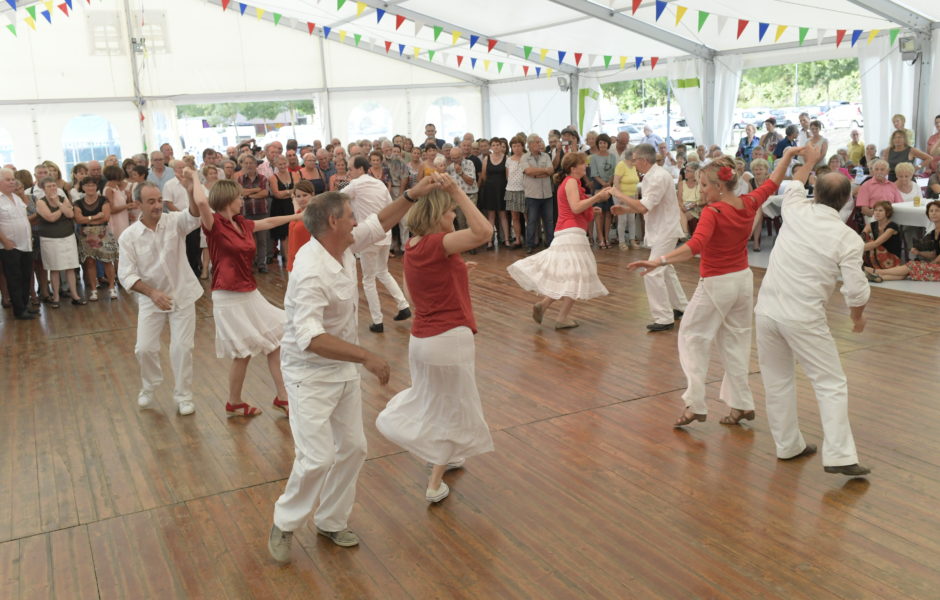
[118,178,203,415]
[147,151,175,190]
[236,154,273,273]
[522,134,555,254]
[613,130,633,161]
[612,143,687,331]
[267,175,441,563]
[446,146,479,232]
[847,130,865,166]
[0,168,38,320]
[344,155,411,333]
[755,147,871,477]
[316,148,336,182]
[257,141,283,179]
[640,126,664,148]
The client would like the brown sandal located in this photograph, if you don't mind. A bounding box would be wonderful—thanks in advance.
[674,409,706,427]
[720,408,756,425]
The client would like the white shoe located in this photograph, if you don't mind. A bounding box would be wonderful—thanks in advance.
[137,391,154,408]
[426,482,450,503]
[177,400,195,416]
[268,524,293,563]
[89,290,98,302]
[109,288,118,300]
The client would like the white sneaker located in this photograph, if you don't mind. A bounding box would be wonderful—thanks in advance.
[89,290,98,302]
[109,288,118,300]
[268,524,293,563]
[426,482,450,503]
[137,391,154,408]
[177,401,195,416]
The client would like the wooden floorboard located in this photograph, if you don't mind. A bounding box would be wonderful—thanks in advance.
[2,245,939,599]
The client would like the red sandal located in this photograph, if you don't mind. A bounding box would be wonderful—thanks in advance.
[273,396,289,416]
[225,402,261,418]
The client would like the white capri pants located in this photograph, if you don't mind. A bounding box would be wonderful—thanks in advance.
[273,377,367,533]
[135,300,196,406]
[756,315,859,466]
[643,238,688,325]
[359,244,409,325]
[678,268,754,415]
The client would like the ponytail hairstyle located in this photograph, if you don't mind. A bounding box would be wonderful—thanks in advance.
[554,151,587,186]
[700,156,738,193]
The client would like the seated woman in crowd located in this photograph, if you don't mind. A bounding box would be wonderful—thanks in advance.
[893,162,920,202]
[866,201,940,282]
[828,155,852,179]
[861,201,902,269]
[859,143,879,173]
[589,133,617,249]
[34,177,85,307]
[885,130,931,181]
[733,159,752,196]
[73,176,119,301]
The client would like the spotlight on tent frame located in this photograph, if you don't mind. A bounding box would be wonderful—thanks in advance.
[898,36,920,63]
[557,76,570,92]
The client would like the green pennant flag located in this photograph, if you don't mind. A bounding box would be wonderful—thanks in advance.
[337,0,346,9]
[428,49,436,61]
[603,55,612,68]
[353,33,361,46]
[433,25,443,41]
[26,4,36,19]
[798,27,809,45]
[6,24,15,36]
[273,13,281,25]
[523,45,532,59]
[697,11,709,32]
[889,28,900,46]
[497,62,504,73]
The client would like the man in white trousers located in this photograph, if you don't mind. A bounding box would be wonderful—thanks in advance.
[755,144,871,476]
[613,143,687,330]
[268,174,442,563]
[117,178,202,415]
[343,155,411,333]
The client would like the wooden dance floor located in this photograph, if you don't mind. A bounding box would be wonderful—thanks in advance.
[2,247,939,599]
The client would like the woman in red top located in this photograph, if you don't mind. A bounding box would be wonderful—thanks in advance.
[628,146,803,427]
[191,174,301,418]
[285,180,316,272]
[375,175,493,504]
[507,152,612,329]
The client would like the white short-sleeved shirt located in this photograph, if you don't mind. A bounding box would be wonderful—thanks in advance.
[0,193,32,252]
[280,214,387,384]
[755,185,870,328]
[343,175,393,246]
[638,164,684,244]
[117,211,203,311]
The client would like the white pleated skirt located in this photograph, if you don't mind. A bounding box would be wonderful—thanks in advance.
[211,289,284,359]
[376,326,494,465]
[506,227,609,300]
[39,236,80,271]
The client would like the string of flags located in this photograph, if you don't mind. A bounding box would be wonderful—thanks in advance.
[3,0,97,36]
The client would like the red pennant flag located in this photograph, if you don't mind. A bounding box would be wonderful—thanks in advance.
[457,55,464,66]
[395,14,405,30]
[650,57,659,70]
[522,65,529,76]
[487,38,497,52]
[835,29,846,47]
[221,0,230,10]
[737,20,749,39]
[631,0,641,14]
[574,52,582,65]
[384,41,392,53]
[58,2,68,15]
[307,22,315,34]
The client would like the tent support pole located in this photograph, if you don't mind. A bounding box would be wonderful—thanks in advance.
[481,82,491,138]
[911,30,933,149]
[121,0,147,152]
[316,37,333,142]
[569,72,580,128]
[702,59,717,146]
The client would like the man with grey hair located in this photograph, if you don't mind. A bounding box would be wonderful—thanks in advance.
[268,174,443,563]
[522,134,555,254]
[258,140,283,179]
[146,151,175,190]
[316,148,336,182]
[446,146,478,231]
[612,143,687,330]
[0,168,37,320]
[755,145,871,477]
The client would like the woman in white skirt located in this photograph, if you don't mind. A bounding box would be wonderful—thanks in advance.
[193,177,301,417]
[376,176,494,503]
[34,177,85,307]
[507,152,612,329]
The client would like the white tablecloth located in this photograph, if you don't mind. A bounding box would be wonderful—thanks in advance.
[762,196,930,228]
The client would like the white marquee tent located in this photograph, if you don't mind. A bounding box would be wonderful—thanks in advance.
[1,0,939,168]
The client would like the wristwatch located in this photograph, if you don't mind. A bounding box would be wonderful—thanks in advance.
[403,190,416,203]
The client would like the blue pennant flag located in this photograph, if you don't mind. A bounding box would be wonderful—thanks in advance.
[850,29,863,46]
[323,26,331,38]
[558,50,566,64]
[654,0,667,21]
[376,8,385,23]
[758,22,769,41]
[239,3,247,16]
[635,56,643,69]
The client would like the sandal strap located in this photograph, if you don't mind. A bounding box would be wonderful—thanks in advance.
[226,402,259,415]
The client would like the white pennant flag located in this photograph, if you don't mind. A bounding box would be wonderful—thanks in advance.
[509,63,518,76]
[440,52,450,65]
[817,29,826,46]
[587,54,596,67]
[715,15,728,36]
[368,37,376,51]
[413,20,424,36]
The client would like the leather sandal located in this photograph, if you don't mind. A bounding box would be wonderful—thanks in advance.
[720,408,756,425]
[272,396,289,416]
[225,402,261,418]
[674,409,707,427]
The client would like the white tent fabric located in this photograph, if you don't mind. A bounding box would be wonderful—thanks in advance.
[668,58,707,146]
[714,55,744,149]
[858,37,917,149]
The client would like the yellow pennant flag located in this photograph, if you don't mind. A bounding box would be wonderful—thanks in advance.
[44,1,53,11]
[619,56,627,69]
[546,68,553,78]
[339,30,347,42]
[255,7,264,19]
[25,16,36,30]
[483,59,490,70]
[356,2,366,16]
[675,6,687,26]
[451,30,461,44]
[414,47,421,58]
[774,25,787,42]
[867,29,880,44]
[539,48,548,61]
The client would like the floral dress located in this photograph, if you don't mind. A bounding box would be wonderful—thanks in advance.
[76,195,119,262]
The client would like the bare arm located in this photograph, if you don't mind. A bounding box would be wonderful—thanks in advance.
[627,244,695,274]
[376,173,443,232]
[566,179,610,214]
[863,226,897,251]
[185,169,215,232]
[441,178,492,255]
[306,334,389,384]
[35,199,62,222]
[253,212,303,232]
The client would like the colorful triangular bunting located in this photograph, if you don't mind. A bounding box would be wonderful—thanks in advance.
[675,6,687,26]
[775,25,787,42]
[487,39,497,52]
[574,52,582,66]
[697,10,709,32]
[889,28,899,46]
[433,25,442,41]
[376,8,385,23]
[850,29,862,47]
[635,56,643,69]
[557,50,566,64]
[736,20,748,39]
[798,27,809,45]
[395,14,405,30]
[835,29,846,47]
[469,34,479,48]
[603,55,612,68]
[758,22,768,41]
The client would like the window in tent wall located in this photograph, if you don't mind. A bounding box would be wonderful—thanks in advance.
[61,115,122,174]
[0,127,13,166]
[347,102,394,141]
[425,97,467,143]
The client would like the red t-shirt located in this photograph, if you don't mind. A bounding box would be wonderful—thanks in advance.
[405,232,477,338]
[286,216,310,272]
[555,176,594,232]
[685,179,778,278]
[204,212,257,292]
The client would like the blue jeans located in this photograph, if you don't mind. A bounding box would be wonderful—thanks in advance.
[525,197,554,249]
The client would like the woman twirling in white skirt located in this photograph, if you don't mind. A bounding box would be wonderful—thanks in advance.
[191,173,301,418]
[375,176,494,503]
[507,152,612,329]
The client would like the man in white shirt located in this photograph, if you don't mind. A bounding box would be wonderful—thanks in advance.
[612,143,688,330]
[344,155,411,333]
[118,178,203,416]
[161,160,189,212]
[268,175,442,563]
[0,168,37,320]
[755,145,871,477]
[796,112,811,147]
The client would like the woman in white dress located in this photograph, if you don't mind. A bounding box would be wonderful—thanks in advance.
[376,175,494,503]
